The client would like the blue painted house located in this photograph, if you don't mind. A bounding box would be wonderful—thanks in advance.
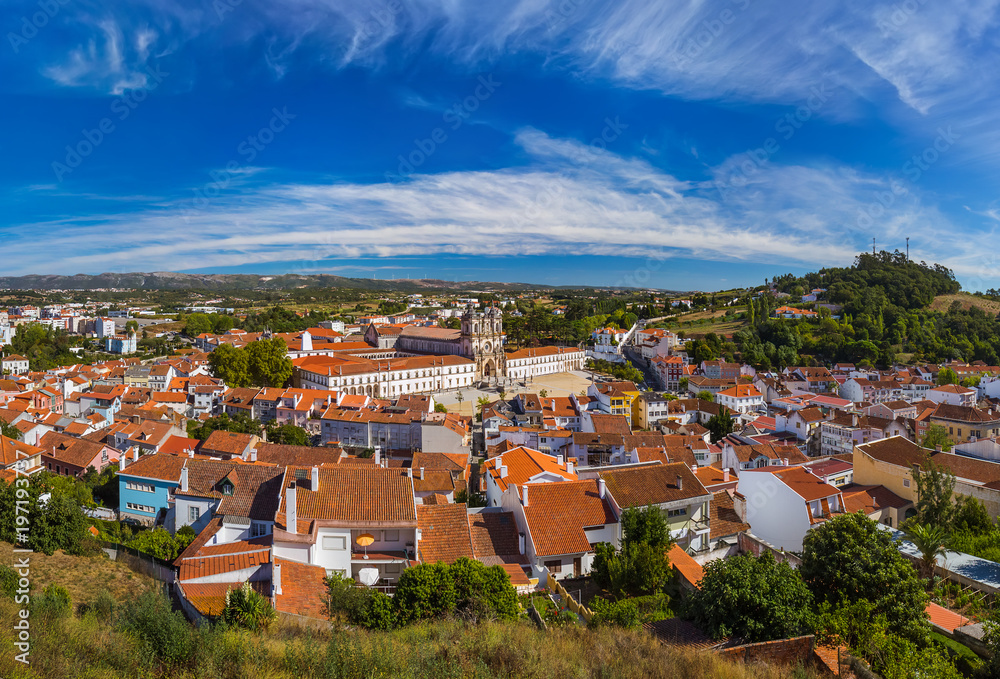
[117,451,184,527]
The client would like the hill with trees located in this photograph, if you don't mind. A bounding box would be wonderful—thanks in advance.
[688,250,1000,369]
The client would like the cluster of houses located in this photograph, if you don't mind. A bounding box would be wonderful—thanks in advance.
[9,302,1000,628]
[0,306,141,355]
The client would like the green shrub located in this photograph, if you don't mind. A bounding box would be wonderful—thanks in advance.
[115,589,194,667]
[80,589,115,619]
[0,565,18,599]
[220,581,276,633]
[589,597,641,630]
[32,584,71,619]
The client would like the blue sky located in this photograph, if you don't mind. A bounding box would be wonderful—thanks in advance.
[2,0,1000,291]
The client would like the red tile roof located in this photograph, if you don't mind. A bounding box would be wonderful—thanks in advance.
[522,480,616,557]
[416,503,475,564]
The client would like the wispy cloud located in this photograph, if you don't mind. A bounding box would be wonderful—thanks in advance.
[3,129,976,283]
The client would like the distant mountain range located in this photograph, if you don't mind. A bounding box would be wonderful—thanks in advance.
[0,271,628,292]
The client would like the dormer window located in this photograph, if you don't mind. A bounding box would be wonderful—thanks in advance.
[222,482,234,495]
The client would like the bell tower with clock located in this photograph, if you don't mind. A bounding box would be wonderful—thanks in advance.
[460,303,506,382]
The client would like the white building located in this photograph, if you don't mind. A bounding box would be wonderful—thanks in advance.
[715,384,765,417]
[926,384,978,407]
[505,346,586,381]
[737,466,845,552]
[294,354,476,397]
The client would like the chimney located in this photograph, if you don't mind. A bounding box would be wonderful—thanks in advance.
[692,464,698,474]
[407,466,413,477]
[132,447,139,462]
[936,445,943,452]
[188,448,194,459]
[311,465,319,490]
[566,459,574,475]
[557,454,564,466]
[180,466,189,492]
[521,484,529,507]
[598,478,606,499]
[783,458,789,466]
[286,483,297,533]
[301,330,313,352]
[375,448,381,465]
[420,467,425,480]
[500,465,508,479]
[676,474,683,490]
[273,562,282,596]
[518,532,525,554]
[723,468,730,483]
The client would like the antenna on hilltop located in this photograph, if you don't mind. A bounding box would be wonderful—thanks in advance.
[872,237,876,255]
[906,237,909,262]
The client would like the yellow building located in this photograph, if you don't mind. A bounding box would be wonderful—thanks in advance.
[854,436,1000,519]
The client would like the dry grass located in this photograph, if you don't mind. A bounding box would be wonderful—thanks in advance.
[930,293,1000,316]
[0,599,823,679]
[0,542,156,605]
[0,547,822,679]
[142,320,186,334]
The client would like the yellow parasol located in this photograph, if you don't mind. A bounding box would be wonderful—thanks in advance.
[356,533,376,559]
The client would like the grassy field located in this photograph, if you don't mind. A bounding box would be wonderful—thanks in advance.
[0,542,157,605]
[931,293,1000,316]
[0,548,825,679]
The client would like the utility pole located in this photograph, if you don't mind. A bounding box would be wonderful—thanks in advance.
[872,237,876,255]
[906,237,909,262]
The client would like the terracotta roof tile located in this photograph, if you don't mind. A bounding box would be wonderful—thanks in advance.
[416,503,475,564]
[599,462,710,508]
[522,480,616,557]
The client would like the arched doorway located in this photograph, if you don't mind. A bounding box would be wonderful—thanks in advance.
[482,359,495,380]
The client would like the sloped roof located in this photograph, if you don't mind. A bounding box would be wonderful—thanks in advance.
[521,480,616,557]
[278,466,416,529]
[599,462,709,508]
[710,491,750,539]
[416,503,475,564]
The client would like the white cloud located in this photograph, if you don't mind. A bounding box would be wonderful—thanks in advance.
[4,130,976,285]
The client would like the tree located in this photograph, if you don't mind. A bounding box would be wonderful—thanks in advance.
[913,454,957,530]
[245,338,293,388]
[921,424,953,452]
[953,496,993,534]
[678,377,689,392]
[187,413,261,441]
[691,552,815,642]
[209,338,293,389]
[434,403,448,413]
[1,419,21,441]
[208,343,251,387]
[904,522,948,580]
[539,389,548,398]
[696,390,714,402]
[593,507,675,597]
[456,391,464,409]
[937,368,959,385]
[706,406,735,443]
[801,513,929,643]
[621,505,670,549]
[124,320,139,335]
[265,423,310,446]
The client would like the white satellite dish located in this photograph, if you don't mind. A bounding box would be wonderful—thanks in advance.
[357,567,380,587]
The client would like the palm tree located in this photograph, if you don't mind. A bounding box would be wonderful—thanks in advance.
[904,522,948,581]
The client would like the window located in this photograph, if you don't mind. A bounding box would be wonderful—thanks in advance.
[251,522,269,537]
[126,502,155,513]
[385,563,401,574]
[544,560,562,573]
[125,481,155,493]
[383,530,400,542]
[189,506,200,522]
[667,508,688,519]
[322,536,347,551]
[903,479,911,488]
